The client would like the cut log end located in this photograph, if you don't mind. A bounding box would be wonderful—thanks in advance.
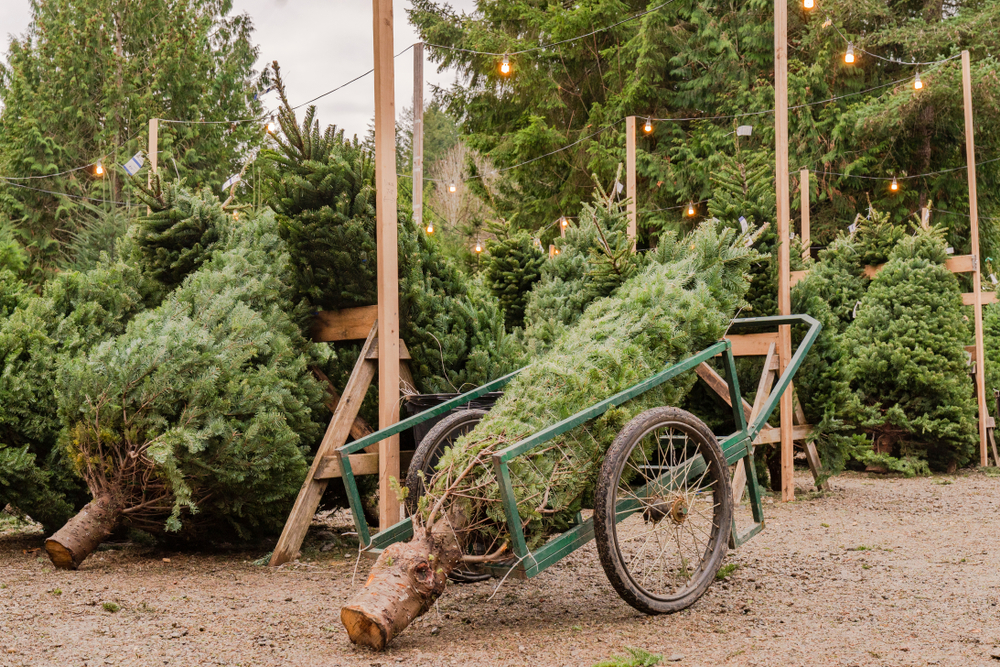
[341,606,388,651]
[44,539,80,570]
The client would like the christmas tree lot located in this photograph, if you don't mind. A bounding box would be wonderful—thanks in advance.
[341,219,763,649]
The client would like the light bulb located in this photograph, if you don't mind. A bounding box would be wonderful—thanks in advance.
[95,163,104,176]
[449,183,457,193]
[643,118,653,134]
[890,177,898,192]
[266,118,277,134]
[426,223,434,234]
[500,55,511,76]
[803,0,814,8]
[914,72,923,90]
[687,202,695,216]
[560,216,568,228]
[845,43,855,64]
[553,247,560,255]
[475,241,482,253]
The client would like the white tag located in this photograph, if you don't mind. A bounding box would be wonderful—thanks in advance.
[990,273,997,285]
[222,173,242,191]
[848,223,857,235]
[736,125,753,137]
[945,247,954,255]
[852,300,862,319]
[122,152,145,176]
[790,232,796,239]
[739,216,748,233]
[615,181,623,194]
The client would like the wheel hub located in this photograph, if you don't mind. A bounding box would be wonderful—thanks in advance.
[669,496,689,524]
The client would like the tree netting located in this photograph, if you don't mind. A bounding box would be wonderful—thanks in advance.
[415,220,760,551]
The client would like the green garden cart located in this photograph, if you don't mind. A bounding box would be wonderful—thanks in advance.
[337,314,820,614]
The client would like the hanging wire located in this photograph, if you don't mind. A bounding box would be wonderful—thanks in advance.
[828,21,962,67]
[799,156,1000,182]
[425,0,679,57]
[2,180,129,205]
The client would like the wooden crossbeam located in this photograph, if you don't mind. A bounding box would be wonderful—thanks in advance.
[314,451,415,480]
[723,332,780,357]
[311,306,379,343]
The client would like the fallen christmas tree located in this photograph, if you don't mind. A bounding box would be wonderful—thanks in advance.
[340,220,761,649]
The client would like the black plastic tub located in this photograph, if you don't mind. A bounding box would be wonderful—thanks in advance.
[402,392,504,448]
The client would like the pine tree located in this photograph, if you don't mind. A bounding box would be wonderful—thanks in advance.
[483,229,545,329]
[48,209,327,569]
[844,227,978,473]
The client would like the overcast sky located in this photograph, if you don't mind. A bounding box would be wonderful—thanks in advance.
[0,0,477,140]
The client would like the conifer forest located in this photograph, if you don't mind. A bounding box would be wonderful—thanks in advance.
[1,1,1000,665]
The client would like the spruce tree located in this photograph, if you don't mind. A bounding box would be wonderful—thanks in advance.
[844,227,978,473]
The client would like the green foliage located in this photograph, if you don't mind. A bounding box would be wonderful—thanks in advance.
[0,0,266,277]
[982,302,1000,419]
[844,227,978,472]
[592,647,662,667]
[57,209,327,539]
[0,219,28,275]
[423,220,760,549]
[133,183,227,289]
[410,0,1000,263]
[483,229,545,329]
[59,205,131,273]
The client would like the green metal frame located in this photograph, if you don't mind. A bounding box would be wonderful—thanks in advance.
[337,314,821,577]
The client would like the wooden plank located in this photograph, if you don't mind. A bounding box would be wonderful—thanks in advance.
[374,0,402,528]
[311,366,374,442]
[399,359,417,396]
[147,118,158,215]
[790,270,809,288]
[365,339,412,360]
[804,441,825,487]
[800,168,810,261]
[863,264,882,279]
[774,0,793,503]
[626,116,637,248]
[946,254,976,273]
[412,42,424,231]
[962,292,998,306]
[314,450,415,480]
[311,306,379,342]
[755,424,814,444]
[733,343,778,505]
[990,427,1000,467]
[695,363,753,420]
[270,321,379,566]
[724,332,780,357]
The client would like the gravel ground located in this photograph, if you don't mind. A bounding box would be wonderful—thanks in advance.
[2,470,999,667]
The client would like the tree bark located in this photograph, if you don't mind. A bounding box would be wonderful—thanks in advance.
[45,494,122,570]
[341,513,465,650]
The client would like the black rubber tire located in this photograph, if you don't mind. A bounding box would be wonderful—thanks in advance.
[404,409,488,516]
[594,406,733,615]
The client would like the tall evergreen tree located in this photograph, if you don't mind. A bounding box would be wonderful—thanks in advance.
[483,229,545,329]
[0,0,266,277]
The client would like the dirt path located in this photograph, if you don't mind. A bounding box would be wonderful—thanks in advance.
[2,471,999,667]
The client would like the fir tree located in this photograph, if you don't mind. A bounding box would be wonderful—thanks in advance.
[844,227,978,473]
[482,228,545,329]
[49,209,327,569]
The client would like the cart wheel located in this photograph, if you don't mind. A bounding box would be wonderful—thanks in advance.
[405,409,488,516]
[594,406,733,615]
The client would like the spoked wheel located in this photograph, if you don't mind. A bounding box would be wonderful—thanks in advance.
[594,407,733,614]
[404,408,491,583]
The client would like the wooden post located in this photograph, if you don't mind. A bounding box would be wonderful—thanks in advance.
[775,0,794,501]
[800,168,810,262]
[147,118,158,214]
[412,43,424,232]
[920,206,930,230]
[373,0,402,527]
[626,116,637,249]
[962,50,989,467]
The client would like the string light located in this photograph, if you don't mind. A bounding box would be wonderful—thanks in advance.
[94,163,104,176]
[560,216,569,228]
[500,54,511,76]
[266,117,278,134]
[474,240,483,253]
[553,247,561,255]
[687,202,696,216]
[914,71,923,90]
[845,43,855,64]
[426,223,434,234]
[890,177,899,192]
[643,117,653,134]
[803,0,814,8]
[449,183,457,193]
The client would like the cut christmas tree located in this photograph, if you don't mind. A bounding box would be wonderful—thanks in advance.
[340,220,761,649]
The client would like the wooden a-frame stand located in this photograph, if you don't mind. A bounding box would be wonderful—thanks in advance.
[269,311,416,566]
